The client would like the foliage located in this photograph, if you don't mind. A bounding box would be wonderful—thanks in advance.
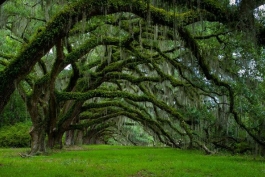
[0,91,29,128]
[0,122,31,147]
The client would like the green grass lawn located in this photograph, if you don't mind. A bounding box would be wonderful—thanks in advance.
[0,145,264,177]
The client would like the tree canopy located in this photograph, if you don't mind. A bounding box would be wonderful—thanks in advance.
[1,0,265,155]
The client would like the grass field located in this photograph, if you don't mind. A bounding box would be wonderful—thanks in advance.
[0,145,264,177]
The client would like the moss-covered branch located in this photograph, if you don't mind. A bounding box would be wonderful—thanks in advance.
[105,72,161,84]
[81,101,181,147]
[56,90,149,102]
[138,83,193,146]
[0,0,216,113]
[178,27,265,146]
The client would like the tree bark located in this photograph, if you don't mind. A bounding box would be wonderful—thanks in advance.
[47,130,64,149]
[29,126,46,155]
[65,130,75,146]
[74,130,83,145]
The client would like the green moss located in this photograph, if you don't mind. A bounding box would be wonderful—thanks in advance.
[56,90,149,102]
[34,74,51,86]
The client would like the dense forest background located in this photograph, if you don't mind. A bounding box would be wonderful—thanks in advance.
[1,0,265,156]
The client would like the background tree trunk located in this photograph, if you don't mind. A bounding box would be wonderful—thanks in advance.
[65,130,75,146]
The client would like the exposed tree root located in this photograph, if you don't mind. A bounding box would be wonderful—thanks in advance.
[194,140,216,155]
[19,153,32,158]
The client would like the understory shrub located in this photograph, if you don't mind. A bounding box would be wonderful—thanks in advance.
[0,122,31,147]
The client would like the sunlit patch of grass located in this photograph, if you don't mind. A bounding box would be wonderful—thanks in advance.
[0,145,265,177]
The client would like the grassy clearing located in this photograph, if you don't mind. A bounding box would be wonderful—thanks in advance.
[0,145,265,177]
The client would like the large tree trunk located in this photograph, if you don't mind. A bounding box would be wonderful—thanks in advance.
[29,126,46,155]
[27,99,48,155]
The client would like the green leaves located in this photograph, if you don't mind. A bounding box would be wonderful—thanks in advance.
[0,122,31,147]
